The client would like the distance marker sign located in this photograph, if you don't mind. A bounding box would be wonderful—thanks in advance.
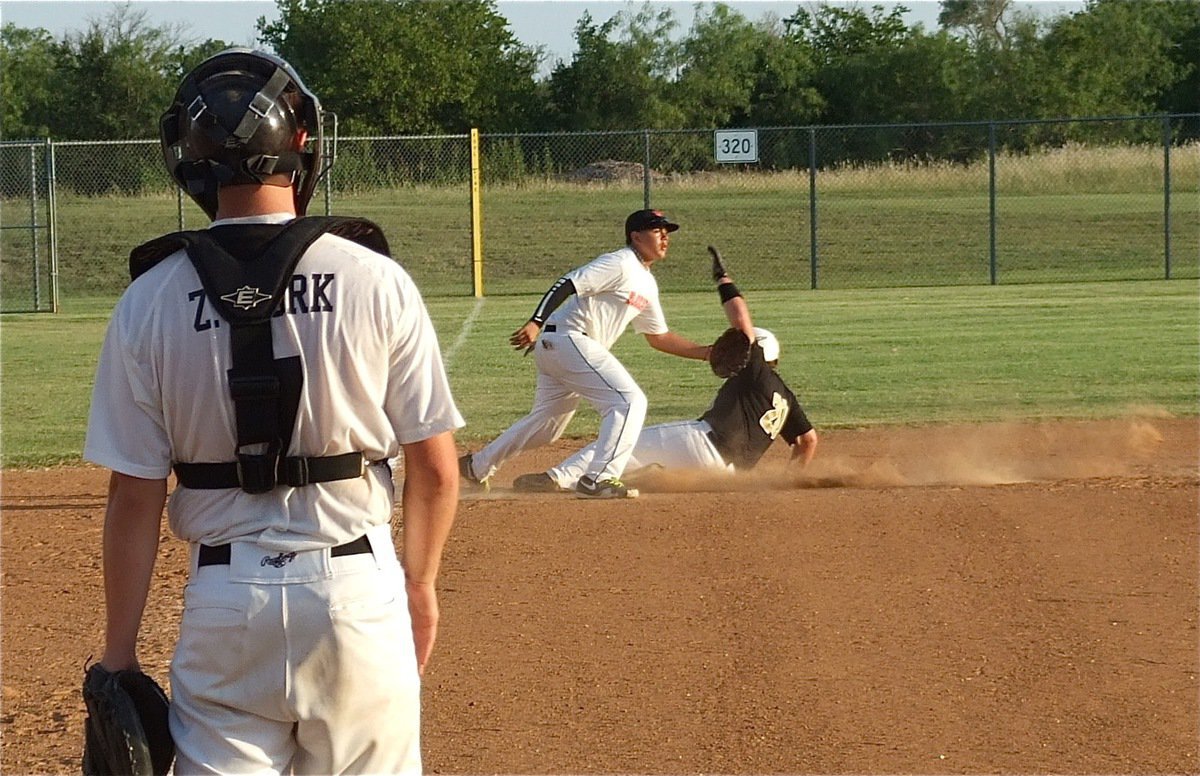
[714,129,759,163]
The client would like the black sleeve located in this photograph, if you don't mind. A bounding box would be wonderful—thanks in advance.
[529,277,577,326]
[782,385,813,442]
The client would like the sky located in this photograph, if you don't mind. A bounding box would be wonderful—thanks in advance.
[1,0,1084,76]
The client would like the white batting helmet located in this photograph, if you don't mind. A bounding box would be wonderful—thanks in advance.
[753,328,780,362]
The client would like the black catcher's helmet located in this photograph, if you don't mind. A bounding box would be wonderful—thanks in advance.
[161,48,326,219]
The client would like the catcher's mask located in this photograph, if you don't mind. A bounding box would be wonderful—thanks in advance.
[160,48,327,219]
[753,327,780,362]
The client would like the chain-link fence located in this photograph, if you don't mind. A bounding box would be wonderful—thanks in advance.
[2,114,1197,312]
[1,140,57,311]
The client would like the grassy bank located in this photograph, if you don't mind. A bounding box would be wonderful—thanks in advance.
[4,141,1195,311]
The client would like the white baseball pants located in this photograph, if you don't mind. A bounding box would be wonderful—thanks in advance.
[169,523,422,775]
[472,330,647,483]
[549,418,730,489]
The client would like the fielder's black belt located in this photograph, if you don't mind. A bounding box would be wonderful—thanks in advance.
[173,452,371,490]
[197,535,374,567]
[543,325,587,336]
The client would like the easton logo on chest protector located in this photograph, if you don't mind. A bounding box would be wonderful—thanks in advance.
[129,216,391,494]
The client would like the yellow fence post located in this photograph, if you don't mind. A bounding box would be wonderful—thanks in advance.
[470,128,484,297]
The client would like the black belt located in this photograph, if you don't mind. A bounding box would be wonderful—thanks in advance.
[174,452,371,490]
[197,535,374,567]
[543,325,586,336]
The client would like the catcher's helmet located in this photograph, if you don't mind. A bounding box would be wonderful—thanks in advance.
[160,48,326,219]
[753,328,780,362]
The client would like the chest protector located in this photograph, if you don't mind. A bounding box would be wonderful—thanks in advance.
[129,216,390,493]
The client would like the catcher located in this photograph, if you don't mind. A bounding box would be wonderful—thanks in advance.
[82,49,461,775]
[512,246,817,491]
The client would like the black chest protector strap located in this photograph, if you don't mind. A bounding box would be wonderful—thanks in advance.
[130,216,391,493]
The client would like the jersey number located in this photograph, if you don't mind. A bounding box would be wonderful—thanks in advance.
[758,392,789,439]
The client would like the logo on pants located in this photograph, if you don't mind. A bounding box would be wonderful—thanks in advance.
[261,552,298,568]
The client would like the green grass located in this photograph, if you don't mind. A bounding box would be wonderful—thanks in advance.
[4,141,1197,311]
[6,280,1196,468]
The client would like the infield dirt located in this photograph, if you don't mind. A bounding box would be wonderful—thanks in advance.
[3,416,1197,774]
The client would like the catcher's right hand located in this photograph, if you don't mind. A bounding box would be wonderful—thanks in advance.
[82,662,175,776]
[709,327,752,378]
[707,245,729,281]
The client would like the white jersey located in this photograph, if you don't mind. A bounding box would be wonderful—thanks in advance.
[84,213,465,549]
[548,246,668,349]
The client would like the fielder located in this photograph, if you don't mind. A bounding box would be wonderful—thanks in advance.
[513,247,817,491]
[459,209,713,498]
[83,49,462,774]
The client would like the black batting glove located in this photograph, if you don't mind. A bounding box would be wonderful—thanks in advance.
[707,245,729,282]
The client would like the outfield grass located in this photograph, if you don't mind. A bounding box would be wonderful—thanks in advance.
[4,142,1196,311]
[3,280,1196,468]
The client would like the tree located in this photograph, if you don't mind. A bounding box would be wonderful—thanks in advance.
[786,2,912,68]
[675,4,762,127]
[675,4,821,129]
[259,0,543,134]
[1038,0,1181,121]
[938,0,1014,48]
[1144,0,1200,118]
[787,4,958,127]
[171,38,237,82]
[1,24,58,139]
[51,5,183,140]
[545,5,684,130]
[743,28,823,128]
[958,14,1054,121]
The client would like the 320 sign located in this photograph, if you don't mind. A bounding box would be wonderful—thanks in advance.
[714,130,759,164]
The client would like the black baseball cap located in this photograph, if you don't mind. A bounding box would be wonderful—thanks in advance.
[625,209,680,241]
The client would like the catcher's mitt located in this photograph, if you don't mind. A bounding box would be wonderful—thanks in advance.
[82,663,174,776]
[709,327,752,378]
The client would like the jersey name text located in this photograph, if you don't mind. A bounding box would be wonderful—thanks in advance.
[189,273,335,332]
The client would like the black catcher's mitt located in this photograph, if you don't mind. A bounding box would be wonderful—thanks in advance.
[82,663,174,776]
[709,327,752,378]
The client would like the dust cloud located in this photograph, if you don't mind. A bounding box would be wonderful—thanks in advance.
[629,417,1170,493]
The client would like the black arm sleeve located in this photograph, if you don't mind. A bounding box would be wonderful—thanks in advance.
[529,277,577,325]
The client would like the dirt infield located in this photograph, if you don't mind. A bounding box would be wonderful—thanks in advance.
[3,417,1197,774]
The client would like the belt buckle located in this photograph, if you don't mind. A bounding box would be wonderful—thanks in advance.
[281,456,310,487]
[236,452,277,494]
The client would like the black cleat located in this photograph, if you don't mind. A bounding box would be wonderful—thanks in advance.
[513,472,566,493]
[458,453,489,493]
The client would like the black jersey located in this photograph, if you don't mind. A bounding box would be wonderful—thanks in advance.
[700,344,813,470]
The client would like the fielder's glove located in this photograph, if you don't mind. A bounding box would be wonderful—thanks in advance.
[707,245,729,281]
[709,327,752,378]
[81,663,175,776]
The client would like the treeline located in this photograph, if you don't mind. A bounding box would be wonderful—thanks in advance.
[2,0,1197,144]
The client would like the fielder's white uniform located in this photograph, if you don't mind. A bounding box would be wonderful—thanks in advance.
[471,245,668,483]
[85,213,464,774]
[548,338,814,489]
